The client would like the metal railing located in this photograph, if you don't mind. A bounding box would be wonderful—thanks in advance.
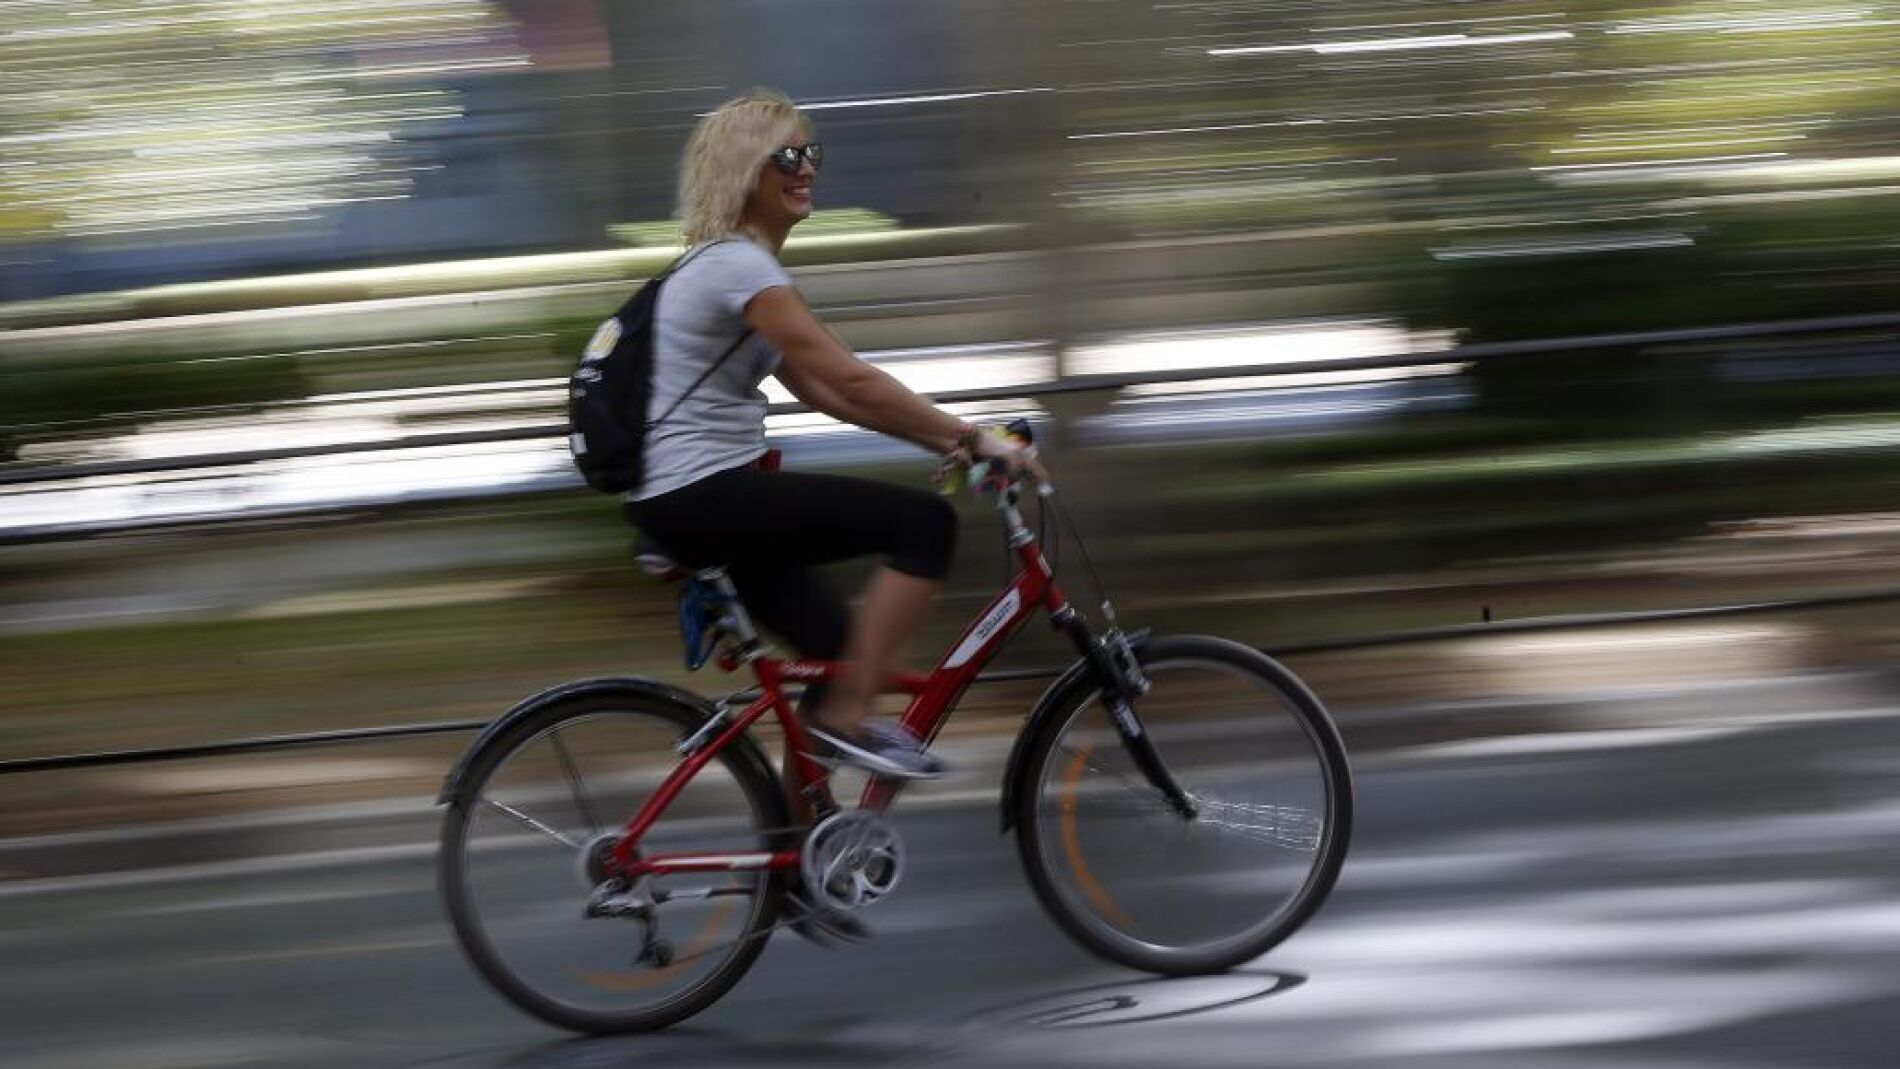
[4,307,1897,775]
[5,309,1899,488]
[4,583,1895,777]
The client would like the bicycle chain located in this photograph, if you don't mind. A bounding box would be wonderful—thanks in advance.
[607,884,868,974]
[600,819,848,973]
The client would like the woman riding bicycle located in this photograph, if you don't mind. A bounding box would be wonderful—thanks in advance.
[623,89,1035,781]
[441,98,1351,1015]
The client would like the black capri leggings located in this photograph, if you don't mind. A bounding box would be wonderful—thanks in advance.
[623,463,958,661]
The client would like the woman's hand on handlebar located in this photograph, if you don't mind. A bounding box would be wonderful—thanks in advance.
[967,425,1047,483]
[936,422,1048,494]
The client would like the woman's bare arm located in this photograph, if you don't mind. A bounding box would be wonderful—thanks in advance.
[747,285,966,454]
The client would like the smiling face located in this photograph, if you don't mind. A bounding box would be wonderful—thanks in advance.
[741,129,817,237]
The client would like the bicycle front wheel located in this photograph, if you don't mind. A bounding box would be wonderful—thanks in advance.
[1015,635,1352,975]
[439,691,788,1033]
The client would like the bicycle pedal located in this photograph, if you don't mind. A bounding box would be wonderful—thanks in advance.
[784,896,872,947]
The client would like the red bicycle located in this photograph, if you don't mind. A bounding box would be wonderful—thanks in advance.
[437,435,1353,1033]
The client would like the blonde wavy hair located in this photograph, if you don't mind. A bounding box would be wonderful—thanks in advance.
[677,89,813,246]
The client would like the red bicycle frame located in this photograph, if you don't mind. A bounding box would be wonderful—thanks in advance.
[612,526,1070,878]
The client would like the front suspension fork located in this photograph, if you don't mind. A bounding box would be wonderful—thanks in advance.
[1053,609,1198,821]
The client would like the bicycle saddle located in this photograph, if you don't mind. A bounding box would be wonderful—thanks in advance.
[631,534,732,670]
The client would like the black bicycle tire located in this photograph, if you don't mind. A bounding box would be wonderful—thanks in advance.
[438,691,790,1033]
[1013,634,1353,975]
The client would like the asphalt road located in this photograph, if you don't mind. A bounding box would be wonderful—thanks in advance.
[4,677,1899,1069]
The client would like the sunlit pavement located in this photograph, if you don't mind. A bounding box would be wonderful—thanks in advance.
[3,673,1899,1068]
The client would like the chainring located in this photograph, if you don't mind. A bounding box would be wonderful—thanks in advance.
[800,809,905,911]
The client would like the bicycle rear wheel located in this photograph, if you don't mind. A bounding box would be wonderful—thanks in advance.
[1015,635,1351,975]
[439,691,788,1033]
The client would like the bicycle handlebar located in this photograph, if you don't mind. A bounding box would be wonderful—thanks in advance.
[939,418,1049,502]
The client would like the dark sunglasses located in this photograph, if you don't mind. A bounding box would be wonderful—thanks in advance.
[766,143,824,175]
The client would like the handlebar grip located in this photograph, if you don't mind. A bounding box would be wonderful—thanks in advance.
[937,420,1040,498]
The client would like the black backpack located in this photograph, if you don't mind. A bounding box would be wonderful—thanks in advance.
[567,242,754,494]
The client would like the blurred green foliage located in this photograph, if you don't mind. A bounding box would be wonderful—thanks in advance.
[0,353,309,462]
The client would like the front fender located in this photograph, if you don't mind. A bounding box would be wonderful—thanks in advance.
[998,630,1151,833]
[436,676,723,804]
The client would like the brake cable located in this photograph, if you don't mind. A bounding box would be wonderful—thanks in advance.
[1044,479,1119,630]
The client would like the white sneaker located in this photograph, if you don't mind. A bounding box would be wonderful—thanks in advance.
[807,718,946,780]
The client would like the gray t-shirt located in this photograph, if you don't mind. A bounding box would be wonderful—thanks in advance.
[627,237,793,502]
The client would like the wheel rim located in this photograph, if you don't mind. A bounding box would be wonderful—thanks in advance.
[450,709,775,1022]
[1030,655,1341,962]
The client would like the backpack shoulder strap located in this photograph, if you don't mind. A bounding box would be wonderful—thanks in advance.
[619,237,730,316]
[665,236,734,279]
[651,327,755,428]
[648,236,758,427]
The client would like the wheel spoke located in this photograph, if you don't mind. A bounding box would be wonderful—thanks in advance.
[1186,798,1324,850]
[1042,764,1324,848]
[482,796,582,849]
[1054,741,1173,810]
[551,728,602,837]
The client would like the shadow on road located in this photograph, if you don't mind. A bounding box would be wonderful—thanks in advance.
[487,972,1306,1068]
